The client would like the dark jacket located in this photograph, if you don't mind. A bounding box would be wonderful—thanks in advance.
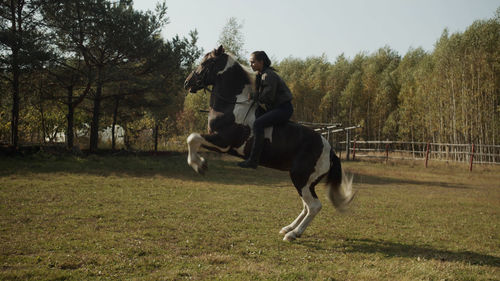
[254,68,293,110]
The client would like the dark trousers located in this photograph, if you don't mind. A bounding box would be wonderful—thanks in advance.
[254,101,293,135]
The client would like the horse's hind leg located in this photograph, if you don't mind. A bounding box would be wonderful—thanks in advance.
[283,182,323,242]
[282,138,330,241]
[280,201,308,235]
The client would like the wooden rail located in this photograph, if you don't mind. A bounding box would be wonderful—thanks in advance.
[337,140,500,168]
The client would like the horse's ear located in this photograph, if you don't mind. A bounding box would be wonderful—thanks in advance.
[215,45,225,56]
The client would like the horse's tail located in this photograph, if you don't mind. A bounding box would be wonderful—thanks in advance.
[326,149,355,211]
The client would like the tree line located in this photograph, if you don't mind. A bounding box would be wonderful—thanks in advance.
[278,10,499,145]
[1,0,201,152]
[1,2,499,153]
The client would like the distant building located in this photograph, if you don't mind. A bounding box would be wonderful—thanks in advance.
[45,124,124,144]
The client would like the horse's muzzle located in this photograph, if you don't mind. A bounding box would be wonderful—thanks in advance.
[184,80,201,94]
[184,83,197,94]
[184,72,200,93]
[184,71,194,90]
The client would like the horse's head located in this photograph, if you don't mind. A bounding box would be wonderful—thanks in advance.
[184,45,228,93]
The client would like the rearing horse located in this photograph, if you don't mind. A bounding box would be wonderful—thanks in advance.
[184,46,355,241]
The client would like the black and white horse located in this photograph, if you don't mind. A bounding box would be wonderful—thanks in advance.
[183,46,355,241]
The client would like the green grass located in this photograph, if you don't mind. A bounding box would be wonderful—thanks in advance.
[0,152,499,280]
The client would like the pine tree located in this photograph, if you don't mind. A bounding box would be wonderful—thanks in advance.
[0,0,51,148]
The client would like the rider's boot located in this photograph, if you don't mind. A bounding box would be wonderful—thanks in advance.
[238,131,264,169]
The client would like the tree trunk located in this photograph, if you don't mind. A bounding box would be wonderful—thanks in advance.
[89,82,102,153]
[89,67,103,153]
[111,97,119,151]
[348,93,353,127]
[366,98,371,140]
[450,78,457,145]
[89,95,101,152]
[66,86,75,150]
[11,64,20,148]
[10,1,20,149]
[154,121,159,152]
[40,100,46,143]
[123,123,131,150]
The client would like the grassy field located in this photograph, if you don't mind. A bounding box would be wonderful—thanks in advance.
[0,151,499,280]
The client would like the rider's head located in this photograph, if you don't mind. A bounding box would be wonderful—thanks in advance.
[250,51,272,73]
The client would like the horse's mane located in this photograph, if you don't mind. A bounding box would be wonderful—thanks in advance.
[225,52,257,91]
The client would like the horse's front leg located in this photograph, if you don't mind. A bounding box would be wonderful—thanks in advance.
[187,133,230,175]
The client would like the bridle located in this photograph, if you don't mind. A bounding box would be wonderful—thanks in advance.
[194,58,252,106]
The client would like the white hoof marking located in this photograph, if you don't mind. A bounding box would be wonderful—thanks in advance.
[283,232,297,242]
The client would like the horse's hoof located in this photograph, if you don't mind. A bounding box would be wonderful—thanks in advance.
[279,227,290,235]
[197,158,208,175]
[197,166,205,175]
[283,232,297,242]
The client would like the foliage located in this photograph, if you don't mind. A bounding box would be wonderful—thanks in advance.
[176,90,210,133]
[0,3,499,150]
[0,0,51,71]
[276,13,500,144]
[0,0,204,150]
[218,17,247,64]
[0,0,52,147]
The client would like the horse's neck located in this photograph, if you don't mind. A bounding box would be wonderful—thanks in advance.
[213,61,255,126]
[208,88,253,126]
[233,85,254,125]
[215,62,254,95]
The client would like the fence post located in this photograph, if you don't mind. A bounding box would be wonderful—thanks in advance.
[469,143,475,172]
[352,139,356,161]
[346,131,350,161]
[385,143,389,164]
[425,142,430,168]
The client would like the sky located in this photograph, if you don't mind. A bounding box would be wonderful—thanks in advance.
[133,0,499,62]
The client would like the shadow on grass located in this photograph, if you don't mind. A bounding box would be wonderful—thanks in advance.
[1,151,475,189]
[299,238,499,267]
[353,173,471,189]
[347,238,500,267]
[0,152,291,187]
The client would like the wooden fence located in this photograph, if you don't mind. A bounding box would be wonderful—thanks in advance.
[336,140,500,168]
